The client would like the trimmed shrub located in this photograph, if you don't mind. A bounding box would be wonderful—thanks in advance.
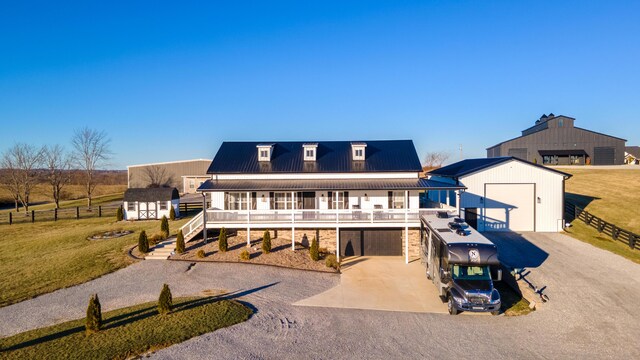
[262,230,272,254]
[149,233,165,245]
[160,215,170,238]
[310,236,319,261]
[116,207,123,221]
[240,249,250,261]
[219,227,228,253]
[169,206,176,221]
[138,230,149,253]
[158,284,173,315]
[196,249,206,258]
[325,254,339,270]
[85,294,102,334]
[175,230,185,254]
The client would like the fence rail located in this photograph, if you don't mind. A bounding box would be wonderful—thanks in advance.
[0,204,123,225]
[565,202,639,251]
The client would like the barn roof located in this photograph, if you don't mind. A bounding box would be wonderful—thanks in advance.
[428,157,572,179]
[207,140,422,174]
[123,187,180,202]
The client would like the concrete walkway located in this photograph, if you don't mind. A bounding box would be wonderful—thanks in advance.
[294,256,447,313]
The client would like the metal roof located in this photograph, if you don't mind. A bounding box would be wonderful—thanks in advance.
[123,187,180,202]
[207,140,422,174]
[197,178,464,192]
[428,157,572,179]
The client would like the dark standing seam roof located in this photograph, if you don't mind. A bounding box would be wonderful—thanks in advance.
[625,146,640,158]
[207,140,422,174]
[197,178,465,192]
[123,187,180,202]
[428,157,572,178]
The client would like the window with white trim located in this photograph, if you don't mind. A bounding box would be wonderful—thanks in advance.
[392,191,405,209]
[226,192,248,210]
[331,191,349,209]
[160,202,168,210]
[127,202,135,211]
[189,179,195,189]
[273,192,294,210]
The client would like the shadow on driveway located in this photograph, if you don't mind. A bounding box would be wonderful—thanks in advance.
[483,232,549,269]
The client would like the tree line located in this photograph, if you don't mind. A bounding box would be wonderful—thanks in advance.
[0,128,112,211]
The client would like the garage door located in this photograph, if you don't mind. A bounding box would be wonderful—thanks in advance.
[340,229,402,256]
[484,184,535,232]
[593,147,615,165]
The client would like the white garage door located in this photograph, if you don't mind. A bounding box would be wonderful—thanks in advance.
[484,183,534,232]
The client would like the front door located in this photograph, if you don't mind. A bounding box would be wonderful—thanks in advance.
[302,192,316,220]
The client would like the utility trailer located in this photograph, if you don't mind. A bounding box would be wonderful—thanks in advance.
[420,212,502,315]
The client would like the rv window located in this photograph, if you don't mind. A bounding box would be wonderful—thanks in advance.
[451,265,491,281]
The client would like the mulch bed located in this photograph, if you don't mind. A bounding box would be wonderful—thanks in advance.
[171,234,338,273]
[87,230,134,241]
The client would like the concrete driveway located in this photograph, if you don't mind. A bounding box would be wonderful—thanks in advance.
[1,231,640,359]
[294,256,447,313]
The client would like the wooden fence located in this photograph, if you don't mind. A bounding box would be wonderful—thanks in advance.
[0,201,204,225]
[565,202,639,251]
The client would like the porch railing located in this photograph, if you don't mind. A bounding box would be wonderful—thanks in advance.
[204,208,452,225]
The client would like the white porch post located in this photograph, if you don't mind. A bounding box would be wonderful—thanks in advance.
[247,228,251,247]
[246,191,251,247]
[336,226,340,262]
[405,226,409,264]
[291,191,295,251]
[445,190,450,207]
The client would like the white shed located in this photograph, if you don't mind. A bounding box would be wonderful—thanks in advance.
[123,187,180,220]
[428,157,571,232]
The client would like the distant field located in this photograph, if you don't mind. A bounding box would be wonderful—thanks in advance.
[563,167,640,263]
[0,184,127,211]
[564,168,640,234]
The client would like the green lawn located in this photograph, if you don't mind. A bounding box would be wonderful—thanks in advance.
[0,297,252,360]
[563,168,640,262]
[0,192,125,215]
[0,216,192,307]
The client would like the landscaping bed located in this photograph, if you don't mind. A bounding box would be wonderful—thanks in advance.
[171,234,339,273]
[87,230,133,241]
[0,297,252,360]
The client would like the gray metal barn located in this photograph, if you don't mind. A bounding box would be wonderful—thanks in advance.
[487,114,626,165]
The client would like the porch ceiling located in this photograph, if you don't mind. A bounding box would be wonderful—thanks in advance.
[197,178,464,192]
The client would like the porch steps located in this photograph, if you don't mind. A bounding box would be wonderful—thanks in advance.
[145,238,177,260]
[184,225,204,242]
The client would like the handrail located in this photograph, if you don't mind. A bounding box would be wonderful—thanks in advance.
[180,211,204,239]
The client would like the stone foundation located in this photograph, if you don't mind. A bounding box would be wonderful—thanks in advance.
[231,228,337,253]
[403,228,421,260]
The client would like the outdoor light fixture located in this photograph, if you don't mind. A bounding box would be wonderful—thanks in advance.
[537,197,541,204]
[321,193,326,202]
[480,197,484,204]
[261,194,266,202]
[364,193,369,201]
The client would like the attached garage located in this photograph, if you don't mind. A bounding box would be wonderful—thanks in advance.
[428,157,571,232]
[340,229,402,256]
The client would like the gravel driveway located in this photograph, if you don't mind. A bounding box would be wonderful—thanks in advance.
[1,232,639,359]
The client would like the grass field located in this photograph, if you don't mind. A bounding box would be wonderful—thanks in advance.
[0,297,252,359]
[0,184,127,212]
[563,168,640,263]
[0,216,192,307]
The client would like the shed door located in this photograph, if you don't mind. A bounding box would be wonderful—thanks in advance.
[593,147,615,165]
[484,184,535,232]
[139,202,148,220]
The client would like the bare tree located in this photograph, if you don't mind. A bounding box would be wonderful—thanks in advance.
[143,165,174,188]
[0,143,45,212]
[43,144,73,208]
[423,151,451,169]
[71,128,111,207]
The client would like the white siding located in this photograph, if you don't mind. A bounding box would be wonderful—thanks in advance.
[459,160,565,232]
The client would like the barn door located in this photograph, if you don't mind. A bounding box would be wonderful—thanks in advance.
[148,202,157,219]
[139,202,148,219]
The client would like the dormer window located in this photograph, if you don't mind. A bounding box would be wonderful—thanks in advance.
[351,142,367,161]
[256,144,274,162]
[303,143,318,161]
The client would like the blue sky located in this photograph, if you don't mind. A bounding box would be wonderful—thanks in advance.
[1,1,638,169]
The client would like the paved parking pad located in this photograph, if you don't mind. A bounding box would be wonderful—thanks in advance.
[294,256,448,313]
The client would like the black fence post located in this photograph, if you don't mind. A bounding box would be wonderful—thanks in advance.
[54,208,58,221]
[630,234,636,250]
[99,206,102,217]
[9,212,12,225]
[31,210,35,223]
[76,206,80,220]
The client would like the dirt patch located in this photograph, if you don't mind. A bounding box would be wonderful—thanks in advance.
[171,234,338,273]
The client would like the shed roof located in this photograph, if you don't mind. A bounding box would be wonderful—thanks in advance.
[207,140,422,174]
[123,187,180,202]
[197,178,464,192]
[428,157,572,179]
